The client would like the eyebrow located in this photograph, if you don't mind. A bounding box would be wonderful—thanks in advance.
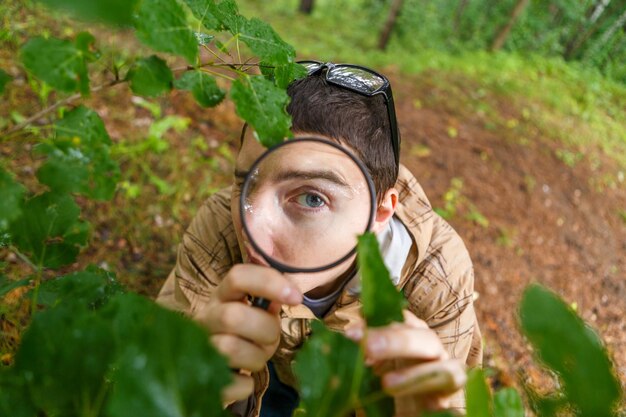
[273,169,350,188]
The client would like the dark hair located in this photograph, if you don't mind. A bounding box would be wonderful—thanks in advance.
[286,74,398,203]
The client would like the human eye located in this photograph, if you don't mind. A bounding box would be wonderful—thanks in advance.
[295,192,327,209]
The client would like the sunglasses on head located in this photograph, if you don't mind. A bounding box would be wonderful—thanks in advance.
[297,60,400,174]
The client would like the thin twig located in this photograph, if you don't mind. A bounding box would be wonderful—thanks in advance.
[1,78,126,137]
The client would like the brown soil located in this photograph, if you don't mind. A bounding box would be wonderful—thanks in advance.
[390,70,626,394]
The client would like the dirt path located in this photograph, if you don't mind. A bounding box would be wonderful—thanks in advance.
[391,71,626,391]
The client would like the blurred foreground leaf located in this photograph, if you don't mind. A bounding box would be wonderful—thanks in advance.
[174,70,225,107]
[358,232,406,327]
[231,76,291,147]
[493,388,524,417]
[127,55,173,97]
[37,106,120,200]
[520,284,622,417]
[466,368,492,417]
[37,0,139,26]
[10,192,89,269]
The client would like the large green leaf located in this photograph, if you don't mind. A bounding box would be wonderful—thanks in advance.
[493,388,524,417]
[134,0,198,64]
[357,232,406,327]
[9,192,89,269]
[127,55,173,98]
[37,106,120,200]
[37,0,139,26]
[0,167,26,231]
[104,294,232,417]
[20,35,94,94]
[0,370,37,417]
[465,368,493,417]
[13,306,115,416]
[239,18,295,66]
[231,76,291,147]
[520,284,622,417]
[174,70,225,107]
[35,266,124,309]
[294,321,365,417]
[0,69,12,94]
[184,0,222,31]
[0,275,30,298]
[272,62,308,89]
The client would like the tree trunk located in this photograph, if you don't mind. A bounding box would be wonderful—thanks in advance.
[453,0,470,34]
[490,0,530,51]
[585,7,626,59]
[378,0,405,50]
[299,0,314,14]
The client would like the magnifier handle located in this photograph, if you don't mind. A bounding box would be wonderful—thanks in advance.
[249,296,271,310]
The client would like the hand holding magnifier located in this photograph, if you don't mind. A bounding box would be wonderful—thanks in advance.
[239,137,377,309]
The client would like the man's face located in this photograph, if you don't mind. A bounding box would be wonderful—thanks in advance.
[231,129,371,295]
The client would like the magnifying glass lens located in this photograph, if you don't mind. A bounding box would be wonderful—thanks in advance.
[241,138,374,272]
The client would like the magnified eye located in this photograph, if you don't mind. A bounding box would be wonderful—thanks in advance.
[296,192,326,208]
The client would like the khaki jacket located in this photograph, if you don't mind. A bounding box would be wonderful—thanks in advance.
[157,165,482,416]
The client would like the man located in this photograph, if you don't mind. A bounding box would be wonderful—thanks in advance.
[157,62,482,417]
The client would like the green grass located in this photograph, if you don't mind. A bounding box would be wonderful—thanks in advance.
[240,0,626,172]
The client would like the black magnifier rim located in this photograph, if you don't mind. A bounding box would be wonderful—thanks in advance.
[239,136,376,274]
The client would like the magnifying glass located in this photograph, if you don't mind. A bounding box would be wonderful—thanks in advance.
[240,137,376,308]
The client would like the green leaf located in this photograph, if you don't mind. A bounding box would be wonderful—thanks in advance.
[0,370,37,417]
[359,366,395,417]
[35,266,124,309]
[13,306,115,416]
[466,368,493,417]
[134,0,198,64]
[294,321,364,417]
[273,62,308,89]
[104,294,232,417]
[0,69,12,94]
[37,106,120,200]
[20,35,93,94]
[184,0,222,31]
[174,70,225,107]
[37,0,139,26]
[357,232,406,327]
[520,284,622,417]
[231,76,291,147]
[0,167,26,231]
[0,275,30,297]
[239,18,295,65]
[10,192,89,269]
[127,55,173,97]
[493,388,524,417]
[194,32,214,45]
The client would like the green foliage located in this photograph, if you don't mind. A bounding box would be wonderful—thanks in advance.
[0,167,26,231]
[127,55,174,98]
[294,320,393,417]
[174,70,226,107]
[9,192,89,269]
[357,232,406,327]
[466,368,493,417]
[520,284,622,417]
[231,75,292,147]
[37,0,139,26]
[493,388,524,417]
[20,34,97,95]
[134,0,198,64]
[36,106,120,200]
[0,69,12,94]
[239,18,295,65]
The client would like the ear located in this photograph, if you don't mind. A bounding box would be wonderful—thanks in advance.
[372,187,398,233]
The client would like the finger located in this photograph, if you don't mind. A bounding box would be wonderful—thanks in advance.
[222,374,255,403]
[382,359,466,397]
[203,302,281,346]
[365,327,446,362]
[218,264,302,305]
[211,334,269,372]
[402,310,429,329]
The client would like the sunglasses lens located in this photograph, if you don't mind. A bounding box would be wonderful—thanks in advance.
[327,67,386,94]
[299,61,323,75]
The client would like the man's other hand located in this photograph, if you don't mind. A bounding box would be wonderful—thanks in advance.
[192,264,303,404]
[345,310,467,416]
